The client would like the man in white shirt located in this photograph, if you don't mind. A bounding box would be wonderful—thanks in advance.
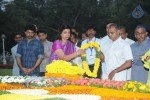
[102,23,133,81]
[101,23,113,46]
[38,30,53,76]
[118,26,135,45]
[81,25,102,78]
[11,33,23,76]
[101,23,113,78]
[118,25,135,80]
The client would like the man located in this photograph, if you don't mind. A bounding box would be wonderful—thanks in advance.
[101,23,113,46]
[81,31,88,41]
[118,26,135,45]
[102,23,133,81]
[71,26,79,36]
[81,25,102,78]
[101,23,113,79]
[37,30,53,76]
[70,32,82,67]
[118,25,135,80]
[16,24,44,76]
[11,33,23,76]
[70,32,82,48]
[131,25,150,83]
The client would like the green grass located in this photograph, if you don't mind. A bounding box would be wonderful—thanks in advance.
[0,90,11,95]
[0,69,12,76]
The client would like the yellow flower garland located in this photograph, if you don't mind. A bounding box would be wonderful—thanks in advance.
[81,42,101,78]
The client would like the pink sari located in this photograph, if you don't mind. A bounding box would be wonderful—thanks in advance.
[50,40,76,63]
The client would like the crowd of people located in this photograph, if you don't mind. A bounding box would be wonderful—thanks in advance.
[11,23,150,84]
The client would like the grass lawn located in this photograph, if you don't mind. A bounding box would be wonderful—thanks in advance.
[0,69,12,76]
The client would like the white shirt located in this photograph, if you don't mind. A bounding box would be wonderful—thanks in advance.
[81,37,102,65]
[101,35,112,55]
[11,44,20,76]
[102,37,133,81]
[72,41,82,67]
[100,35,112,74]
[40,40,53,72]
[125,38,135,45]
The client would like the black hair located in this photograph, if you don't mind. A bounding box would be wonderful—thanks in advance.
[57,25,71,40]
[118,25,127,33]
[86,25,96,31]
[24,24,37,33]
[13,32,22,39]
[37,30,47,35]
[70,32,78,39]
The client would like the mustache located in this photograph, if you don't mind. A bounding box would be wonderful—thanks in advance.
[88,33,94,36]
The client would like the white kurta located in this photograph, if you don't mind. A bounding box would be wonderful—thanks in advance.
[125,38,135,80]
[102,37,133,81]
[11,44,20,76]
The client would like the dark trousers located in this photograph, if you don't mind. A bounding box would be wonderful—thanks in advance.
[38,72,45,76]
[89,63,102,79]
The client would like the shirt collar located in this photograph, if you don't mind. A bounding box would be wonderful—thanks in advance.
[112,36,121,44]
[87,37,96,43]
[137,38,147,45]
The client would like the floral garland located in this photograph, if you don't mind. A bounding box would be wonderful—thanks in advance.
[81,42,101,78]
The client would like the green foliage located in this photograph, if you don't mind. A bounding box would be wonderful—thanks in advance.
[0,90,11,95]
[0,0,150,52]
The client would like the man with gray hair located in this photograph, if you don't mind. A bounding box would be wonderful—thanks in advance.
[131,25,150,83]
[102,23,133,81]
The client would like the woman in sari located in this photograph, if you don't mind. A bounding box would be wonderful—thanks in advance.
[50,25,85,63]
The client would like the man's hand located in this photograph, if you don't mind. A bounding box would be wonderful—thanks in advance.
[27,68,34,74]
[108,69,117,80]
[21,67,30,75]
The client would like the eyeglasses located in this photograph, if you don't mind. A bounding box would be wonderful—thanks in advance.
[135,32,146,36]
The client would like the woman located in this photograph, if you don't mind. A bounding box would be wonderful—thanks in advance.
[50,25,85,63]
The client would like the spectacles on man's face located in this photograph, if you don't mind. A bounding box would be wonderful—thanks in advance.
[135,32,146,36]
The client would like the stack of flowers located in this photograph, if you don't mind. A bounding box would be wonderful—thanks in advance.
[70,78,126,89]
[0,76,29,83]
[45,60,85,80]
[24,77,68,88]
[45,85,98,94]
[90,87,150,99]
[0,76,29,90]
[0,83,26,90]
[123,81,150,93]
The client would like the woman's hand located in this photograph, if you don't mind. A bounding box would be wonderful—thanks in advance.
[76,49,85,56]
